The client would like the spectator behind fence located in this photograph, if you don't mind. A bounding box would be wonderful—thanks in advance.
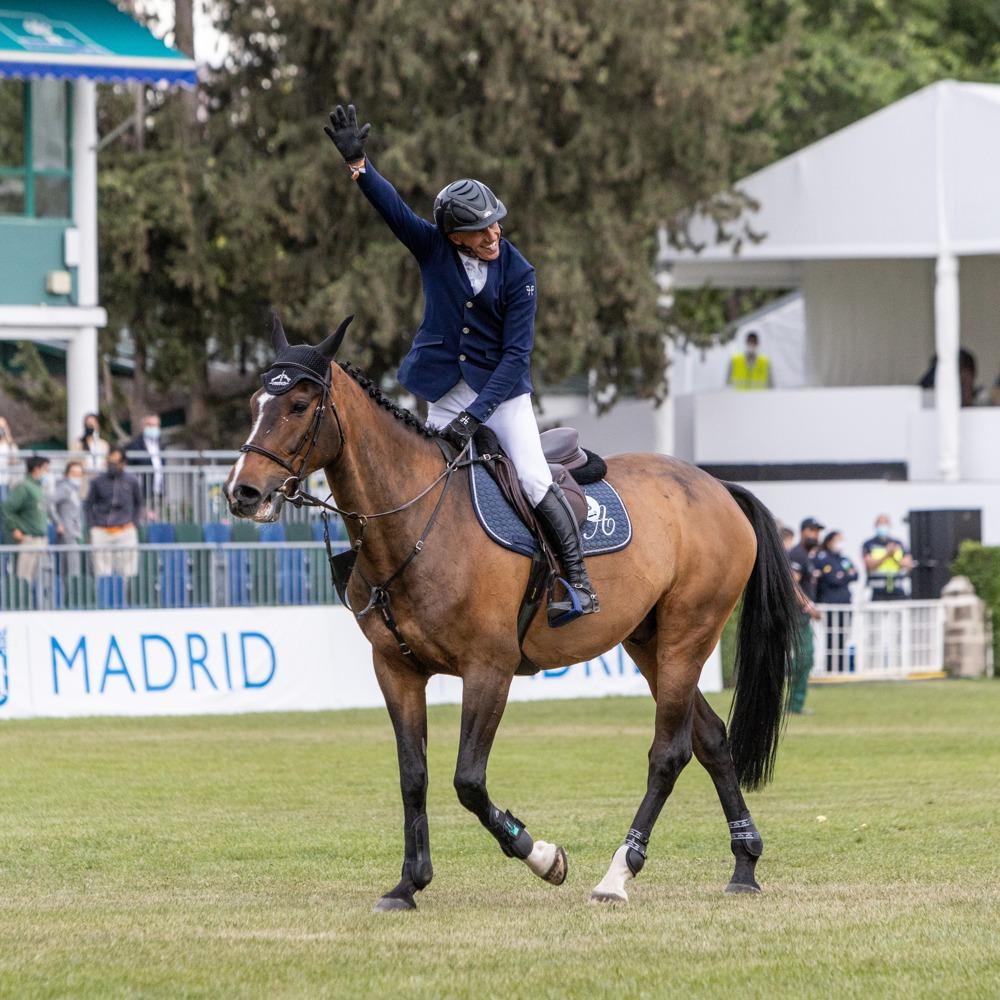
[815,529,858,674]
[917,349,986,407]
[815,530,858,603]
[73,412,109,472]
[726,330,773,390]
[50,460,85,576]
[0,416,20,498]
[84,447,143,581]
[4,455,51,584]
[862,514,912,601]
[125,414,164,501]
[786,516,823,715]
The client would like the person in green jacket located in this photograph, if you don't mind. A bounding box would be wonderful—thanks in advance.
[5,456,50,583]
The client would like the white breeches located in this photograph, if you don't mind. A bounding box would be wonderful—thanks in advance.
[427,380,552,505]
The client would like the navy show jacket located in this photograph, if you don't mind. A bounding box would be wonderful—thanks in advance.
[357,160,537,423]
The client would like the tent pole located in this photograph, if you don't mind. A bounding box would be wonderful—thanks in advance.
[933,252,960,482]
[68,80,100,448]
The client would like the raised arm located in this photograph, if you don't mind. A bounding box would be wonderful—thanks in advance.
[325,103,436,261]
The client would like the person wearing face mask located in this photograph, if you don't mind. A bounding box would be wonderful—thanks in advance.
[862,514,913,601]
[4,455,50,587]
[84,446,144,586]
[815,530,859,673]
[73,412,109,472]
[50,460,86,577]
[726,331,773,390]
[125,414,164,504]
[324,103,598,626]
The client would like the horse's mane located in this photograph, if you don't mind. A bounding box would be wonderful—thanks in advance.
[338,362,440,439]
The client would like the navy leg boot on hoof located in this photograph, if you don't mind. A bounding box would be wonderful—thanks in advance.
[534,484,600,627]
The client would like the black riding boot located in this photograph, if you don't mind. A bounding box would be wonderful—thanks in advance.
[534,484,600,627]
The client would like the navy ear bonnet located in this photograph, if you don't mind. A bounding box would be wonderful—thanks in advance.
[261,312,354,394]
[262,345,331,395]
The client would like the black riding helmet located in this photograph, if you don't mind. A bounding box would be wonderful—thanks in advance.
[433,178,507,234]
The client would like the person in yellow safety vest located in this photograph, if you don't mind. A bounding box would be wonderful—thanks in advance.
[726,330,773,390]
[862,514,913,601]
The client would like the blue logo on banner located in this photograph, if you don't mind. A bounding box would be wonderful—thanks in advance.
[49,630,277,697]
[0,627,8,707]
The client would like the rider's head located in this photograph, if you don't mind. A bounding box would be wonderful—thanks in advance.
[434,179,507,261]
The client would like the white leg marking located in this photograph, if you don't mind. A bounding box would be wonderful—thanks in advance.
[523,840,558,878]
[590,844,633,903]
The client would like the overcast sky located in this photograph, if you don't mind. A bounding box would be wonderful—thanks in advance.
[136,0,226,66]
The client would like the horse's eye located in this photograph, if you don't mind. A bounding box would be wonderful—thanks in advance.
[291,400,309,414]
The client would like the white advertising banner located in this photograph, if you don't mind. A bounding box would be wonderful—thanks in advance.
[0,606,721,721]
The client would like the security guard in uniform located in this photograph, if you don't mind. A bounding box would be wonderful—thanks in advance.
[862,515,912,601]
[325,104,598,626]
[727,331,772,390]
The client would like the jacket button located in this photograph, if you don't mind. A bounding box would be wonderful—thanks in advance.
[459,353,467,361]
[466,301,473,308]
[462,326,470,334]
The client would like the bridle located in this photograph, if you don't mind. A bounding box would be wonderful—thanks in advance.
[237,368,484,656]
[238,365,344,499]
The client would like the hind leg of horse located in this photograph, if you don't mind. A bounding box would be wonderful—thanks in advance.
[453,667,568,886]
[372,653,433,912]
[692,691,765,893]
[591,624,717,904]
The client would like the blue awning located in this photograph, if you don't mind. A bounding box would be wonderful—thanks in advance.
[0,1,196,87]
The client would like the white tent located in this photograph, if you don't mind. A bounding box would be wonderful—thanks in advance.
[659,80,1000,481]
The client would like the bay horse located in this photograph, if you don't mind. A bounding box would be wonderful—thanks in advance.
[225,317,800,910]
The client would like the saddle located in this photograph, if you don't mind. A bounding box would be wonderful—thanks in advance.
[465,426,630,657]
[473,425,608,528]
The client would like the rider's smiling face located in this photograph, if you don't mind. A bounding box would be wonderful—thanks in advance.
[449,222,502,261]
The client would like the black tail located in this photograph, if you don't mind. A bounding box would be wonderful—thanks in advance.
[723,482,801,791]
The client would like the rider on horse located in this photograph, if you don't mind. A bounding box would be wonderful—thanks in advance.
[325,103,599,625]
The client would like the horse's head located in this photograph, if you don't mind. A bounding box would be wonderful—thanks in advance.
[225,312,353,522]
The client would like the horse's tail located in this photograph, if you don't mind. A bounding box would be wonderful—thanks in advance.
[722,482,801,791]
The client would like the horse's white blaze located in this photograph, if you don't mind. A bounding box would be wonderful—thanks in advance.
[231,392,276,484]
[590,844,633,903]
[523,839,558,878]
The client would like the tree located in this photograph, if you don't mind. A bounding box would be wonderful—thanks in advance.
[98,0,790,444]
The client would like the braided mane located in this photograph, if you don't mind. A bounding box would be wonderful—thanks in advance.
[338,362,440,438]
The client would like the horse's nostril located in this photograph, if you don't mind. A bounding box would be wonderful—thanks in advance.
[233,483,262,505]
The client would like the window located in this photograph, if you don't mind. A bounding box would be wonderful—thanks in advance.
[0,79,72,219]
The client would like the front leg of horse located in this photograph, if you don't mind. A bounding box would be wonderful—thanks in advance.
[372,654,433,912]
[454,669,568,886]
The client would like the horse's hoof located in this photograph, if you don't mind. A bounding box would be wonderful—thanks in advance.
[725,881,761,895]
[544,845,568,886]
[589,889,628,904]
[373,895,417,912]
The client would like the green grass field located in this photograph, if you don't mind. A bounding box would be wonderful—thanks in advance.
[2,681,998,999]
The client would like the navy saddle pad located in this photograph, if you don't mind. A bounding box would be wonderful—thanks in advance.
[468,445,632,558]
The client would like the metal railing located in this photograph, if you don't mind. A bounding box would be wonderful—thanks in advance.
[0,541,351,611]
[811,600,946,679]
[0,450,332,526]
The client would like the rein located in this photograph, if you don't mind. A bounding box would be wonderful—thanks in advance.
[239,376,486,656]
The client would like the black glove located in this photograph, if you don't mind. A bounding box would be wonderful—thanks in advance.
[324,103,371,164]
[441,410,480,450]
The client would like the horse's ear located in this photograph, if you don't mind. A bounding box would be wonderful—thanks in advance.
[271,311,288,352]
[318,314,354,359]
